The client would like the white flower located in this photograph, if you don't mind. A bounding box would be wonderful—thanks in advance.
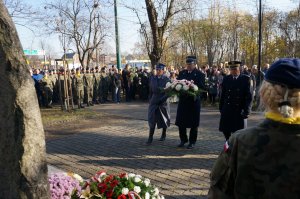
[193,85,198,91]
[128,173,136,178]
[171,83,176,89]
[175,84,182,91]
[134,176,141,183]
[145,192,150,199]
[165,82,172,88]
[160,195,165,199]
[144,178,151,187]
[153,187,159,196]
[99,172,106,178]
[151,197,157,199]
[73,173,83,182]
[122,188,129,195]
[183,85,189,91]
[134,186,141,193]
[135,174,142,179]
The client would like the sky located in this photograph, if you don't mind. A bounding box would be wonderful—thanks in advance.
[12,0,299,58]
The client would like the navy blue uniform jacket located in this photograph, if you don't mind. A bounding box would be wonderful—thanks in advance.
[219,74,252,133]
[175,69,205,128]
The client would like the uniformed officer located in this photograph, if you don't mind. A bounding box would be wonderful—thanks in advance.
[147,63,170,144]
[219,61,253,140]
[175,56,206,149]
[83,67,94,106]
[75,68,85,108]
[209,58,300,199]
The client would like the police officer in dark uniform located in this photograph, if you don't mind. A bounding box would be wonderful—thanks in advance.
[175,56,206,149]
[219,61,253,140]
[147,63,170,144]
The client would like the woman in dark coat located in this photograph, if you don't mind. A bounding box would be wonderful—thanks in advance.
[147,63,170,144]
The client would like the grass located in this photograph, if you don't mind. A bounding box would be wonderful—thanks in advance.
[41,106,101,126]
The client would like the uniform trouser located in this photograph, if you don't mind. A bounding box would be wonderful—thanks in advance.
[87,86,93,102]
[223,132,232,140]
[179,126,198,144]
[43,87,53,106]
[77,88,84,104]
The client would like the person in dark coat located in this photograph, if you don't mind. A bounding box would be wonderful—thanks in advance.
[175,57,206,149]
[147,63,170,144]
[219,61,253,140]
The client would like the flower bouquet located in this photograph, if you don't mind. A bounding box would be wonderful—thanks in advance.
[69,171,165,199]
[164,79,201,100]
[48,173,82,199]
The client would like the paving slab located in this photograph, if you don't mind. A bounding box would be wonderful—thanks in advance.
[46,102,264,199]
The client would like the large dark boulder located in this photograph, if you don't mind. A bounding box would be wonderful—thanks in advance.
[0,1,50,198]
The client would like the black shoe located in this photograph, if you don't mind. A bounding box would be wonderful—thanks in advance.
[187,144,195,149]
[146,137,153,145]
[89,102,94,106]
[80,104,85,108]
[177,141,187,147]
[159,137,165,141]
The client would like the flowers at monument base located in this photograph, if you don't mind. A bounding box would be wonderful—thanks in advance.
[48,173,81,199]
[164,79,201,99]
[49,171,165,199]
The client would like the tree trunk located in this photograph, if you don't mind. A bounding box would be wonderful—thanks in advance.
[0,1,50,198]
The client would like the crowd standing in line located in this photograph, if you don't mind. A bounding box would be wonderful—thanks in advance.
[30,60,268,110]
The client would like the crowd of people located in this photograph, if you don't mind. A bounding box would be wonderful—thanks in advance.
[30,60,269,111]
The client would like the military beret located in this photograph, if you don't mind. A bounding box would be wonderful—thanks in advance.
[156,63,165,70]
[228,60,242,68]
[265,58,300,89]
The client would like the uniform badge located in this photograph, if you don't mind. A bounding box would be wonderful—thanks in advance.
[224,141,229,152]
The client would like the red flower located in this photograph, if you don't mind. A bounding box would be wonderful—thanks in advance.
[118,194,127,199]
[98,183,108,193]
[104,175,114,183]
[119,173,127,178]
[96,170,106,175]
[110,180,119,188]
[106,190,113,198]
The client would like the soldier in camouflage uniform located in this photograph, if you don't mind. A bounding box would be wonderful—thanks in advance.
[75,68,85,108]
[83,68,94,106]
[41,71,53,108]
[93,67,101,104]
[209,58,300,199]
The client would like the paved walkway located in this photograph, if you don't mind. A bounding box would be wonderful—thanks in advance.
[46,102,264,199]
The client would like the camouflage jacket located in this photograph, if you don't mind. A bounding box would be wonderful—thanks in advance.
[208,119,300,199]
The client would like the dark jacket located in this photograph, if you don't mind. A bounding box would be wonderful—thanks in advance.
[219,74,252,133]
[209,119,300,199]
[148,75,170,129]
[175,68,205,128]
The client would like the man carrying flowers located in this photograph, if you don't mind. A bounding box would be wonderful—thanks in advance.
[175,56,206,149]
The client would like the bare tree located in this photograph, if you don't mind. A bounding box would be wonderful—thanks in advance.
[43,0,111,68]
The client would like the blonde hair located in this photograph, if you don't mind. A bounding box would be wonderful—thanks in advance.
[260,81,300,117]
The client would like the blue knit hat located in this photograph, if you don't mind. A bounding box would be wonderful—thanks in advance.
[265,58,300,89]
